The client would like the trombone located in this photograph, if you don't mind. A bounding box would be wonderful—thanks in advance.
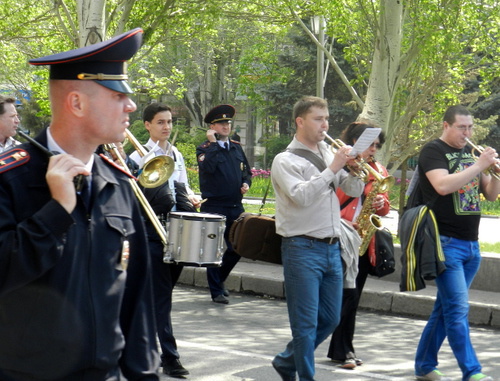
[104,143,168,246]
[465,138,500,181]
[124,129,174,188]
[322,131,394,192]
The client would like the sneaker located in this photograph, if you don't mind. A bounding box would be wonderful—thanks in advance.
[468,374,494,381]
[416,370,452,381]
[223,289,230,297]
[339,358,356,369]
[162,358,189,377]
[355,357,363,366]
[212,294,229,304]
[271,359,296,381]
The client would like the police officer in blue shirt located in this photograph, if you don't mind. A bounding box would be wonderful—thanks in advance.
[197,105,252,304]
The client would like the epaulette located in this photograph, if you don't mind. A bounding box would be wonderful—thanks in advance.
[99,153,137,180]
[230,139,241,145]
[199,141,212,149]
[0,148,30,174]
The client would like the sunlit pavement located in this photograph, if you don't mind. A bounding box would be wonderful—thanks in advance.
[161,285,500,381]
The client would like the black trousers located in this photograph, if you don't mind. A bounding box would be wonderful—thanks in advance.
[327,252,371,360]
[149,238,184,362]
[201,204,243,298]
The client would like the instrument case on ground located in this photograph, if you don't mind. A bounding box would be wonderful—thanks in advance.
[229,212,282,265]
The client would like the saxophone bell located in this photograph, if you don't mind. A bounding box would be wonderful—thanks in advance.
[358,214,384,255]
[354,159,393,255]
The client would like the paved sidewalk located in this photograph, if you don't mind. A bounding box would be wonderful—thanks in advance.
[178,258,500,329]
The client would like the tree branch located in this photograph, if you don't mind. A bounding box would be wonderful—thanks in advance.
[290,8,364,107]
[53,0,78,46]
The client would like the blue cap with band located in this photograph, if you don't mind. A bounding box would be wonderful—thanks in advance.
[29,28,143,94]
[204,104,235,124]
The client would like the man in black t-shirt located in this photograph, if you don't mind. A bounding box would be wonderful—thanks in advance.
[414,105,500,381]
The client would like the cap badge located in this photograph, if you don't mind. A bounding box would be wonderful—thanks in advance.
[77,73,129,80]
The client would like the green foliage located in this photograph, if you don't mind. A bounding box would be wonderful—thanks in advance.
[258,134,292,169]
[123,120,150,155]
[242,202,276,216]
[480,241,500,254]
[17,97,51,134]
[176,142,197,169]
[480,197,500,216]
[246,169,274,198]
[2,0,500,180]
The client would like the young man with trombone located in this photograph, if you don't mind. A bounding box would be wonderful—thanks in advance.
[129,102,200,377]
[414,105,500,381]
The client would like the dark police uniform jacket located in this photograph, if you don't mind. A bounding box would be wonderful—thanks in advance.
[0,130,159,380]
[196,140,252,208]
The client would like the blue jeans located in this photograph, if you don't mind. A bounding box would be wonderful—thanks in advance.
[415,236,482,381]
[273,237,343,381]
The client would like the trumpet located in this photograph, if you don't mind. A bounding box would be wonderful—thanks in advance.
[322,131,394,254]
[124,129,174,188]
[465,138,500,181]
[322,131,395,192]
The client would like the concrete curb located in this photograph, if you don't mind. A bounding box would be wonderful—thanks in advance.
[177,261,500,330]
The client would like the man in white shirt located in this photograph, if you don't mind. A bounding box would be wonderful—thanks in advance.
[0,95,20,153]
[271,96,364,381]
[130,102,200,377]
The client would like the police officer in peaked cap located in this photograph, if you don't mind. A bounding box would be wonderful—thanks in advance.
[196,104,252,304]
[0,28,161,380]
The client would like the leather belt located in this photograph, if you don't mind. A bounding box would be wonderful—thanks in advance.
[297,235,339,244]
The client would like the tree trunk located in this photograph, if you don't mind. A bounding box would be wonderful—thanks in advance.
[245,104,255,168]
[77,0,106,47]
[358,0,403,165]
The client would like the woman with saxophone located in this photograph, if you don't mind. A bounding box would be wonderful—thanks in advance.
[326,122,390,369]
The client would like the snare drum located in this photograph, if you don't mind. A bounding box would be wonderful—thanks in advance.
[164,212,226,267]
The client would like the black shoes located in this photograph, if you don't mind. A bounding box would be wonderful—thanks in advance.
[162,358,189,378]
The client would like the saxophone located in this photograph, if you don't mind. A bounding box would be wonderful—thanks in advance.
[355,159,394,255]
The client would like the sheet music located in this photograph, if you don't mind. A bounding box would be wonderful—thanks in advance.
[349,128,381,156]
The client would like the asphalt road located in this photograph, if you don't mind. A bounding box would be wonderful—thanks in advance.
[160,285,500,381]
